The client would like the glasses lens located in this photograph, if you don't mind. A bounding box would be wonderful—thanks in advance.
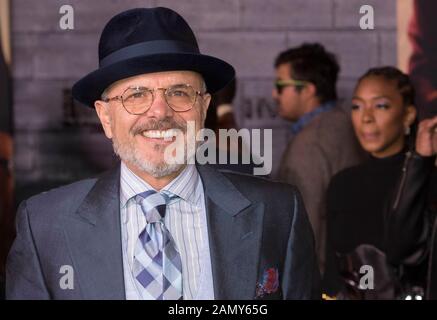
[166,84,196,111]
[122,87,153,114]
[275,83,283,94]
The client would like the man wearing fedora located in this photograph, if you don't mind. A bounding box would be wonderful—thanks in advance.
[6,7,320,300]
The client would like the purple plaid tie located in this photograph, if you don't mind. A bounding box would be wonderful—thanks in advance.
[133,190,183,300]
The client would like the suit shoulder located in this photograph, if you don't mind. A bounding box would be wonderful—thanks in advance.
[219,170,299,198]
[292,108,360,160]
[24,178,97,214]
[306,107,351,136]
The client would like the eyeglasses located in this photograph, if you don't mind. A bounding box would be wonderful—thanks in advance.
[103,84,204,115]
[275,79,307,94]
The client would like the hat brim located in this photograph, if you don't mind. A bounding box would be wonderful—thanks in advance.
[72,53,235,108]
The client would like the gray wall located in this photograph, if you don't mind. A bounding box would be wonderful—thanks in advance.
[11,0,397,201]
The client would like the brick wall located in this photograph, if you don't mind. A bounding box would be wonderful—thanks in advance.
[11,0,398,202]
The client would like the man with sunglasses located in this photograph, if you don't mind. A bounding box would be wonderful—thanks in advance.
[6,7,320,300]
[273,43,364,275]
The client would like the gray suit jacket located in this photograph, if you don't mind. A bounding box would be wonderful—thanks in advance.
[278,106,365,273]
[6,164,320,300]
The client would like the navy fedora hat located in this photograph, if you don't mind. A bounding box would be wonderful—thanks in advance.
[72,7,235,107]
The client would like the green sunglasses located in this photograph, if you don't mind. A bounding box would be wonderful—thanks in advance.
[275,79,308,94]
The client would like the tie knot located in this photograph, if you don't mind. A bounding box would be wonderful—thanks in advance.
[136,190,176,223]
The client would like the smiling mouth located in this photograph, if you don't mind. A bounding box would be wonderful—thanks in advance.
[140,129,181,140]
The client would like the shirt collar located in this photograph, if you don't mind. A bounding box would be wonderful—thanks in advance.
[291,100,336,135]
[120,162,201,209]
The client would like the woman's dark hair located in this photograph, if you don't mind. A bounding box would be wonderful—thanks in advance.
[357,66,415,107]
[274,43,339,104]
[357,66,418,151]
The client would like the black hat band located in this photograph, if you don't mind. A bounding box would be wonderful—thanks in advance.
[100,40,200,68]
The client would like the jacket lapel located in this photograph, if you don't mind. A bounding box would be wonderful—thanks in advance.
[197,165,264,299]
[62,163,263,300]
[63,165,125,299]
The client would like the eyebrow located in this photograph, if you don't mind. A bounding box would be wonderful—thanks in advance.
[124,85,145,90]
[352,95,391,101]
[128,83,192,88]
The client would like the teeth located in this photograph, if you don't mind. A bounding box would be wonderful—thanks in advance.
[142,129,179,139]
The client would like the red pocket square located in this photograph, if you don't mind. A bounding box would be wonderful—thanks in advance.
[255,267,279,298]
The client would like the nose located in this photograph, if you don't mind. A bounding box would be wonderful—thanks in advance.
[146,89,174,119]
[361,106,374,124]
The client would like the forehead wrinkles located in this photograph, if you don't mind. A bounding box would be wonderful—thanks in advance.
[116,72,203,91]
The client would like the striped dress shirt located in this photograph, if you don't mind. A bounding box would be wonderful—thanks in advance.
[119,162,214,300]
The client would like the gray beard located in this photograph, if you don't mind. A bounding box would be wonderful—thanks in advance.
[112,136,185,179]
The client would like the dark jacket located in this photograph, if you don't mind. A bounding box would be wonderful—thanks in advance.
[386,152,437,299]
[324,151,433,299]
[6,163,321,300]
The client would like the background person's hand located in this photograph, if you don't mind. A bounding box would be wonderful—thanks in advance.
[416,116,437,157]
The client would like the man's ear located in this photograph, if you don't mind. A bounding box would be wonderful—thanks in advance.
[299,82,317,104]
[303,82,317,99]
[94,100,113,139]
[200,93,211,122]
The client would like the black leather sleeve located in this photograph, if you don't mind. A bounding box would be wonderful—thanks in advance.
[383,152,435,266]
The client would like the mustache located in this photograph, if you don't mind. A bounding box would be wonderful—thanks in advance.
[131,119,187,136]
